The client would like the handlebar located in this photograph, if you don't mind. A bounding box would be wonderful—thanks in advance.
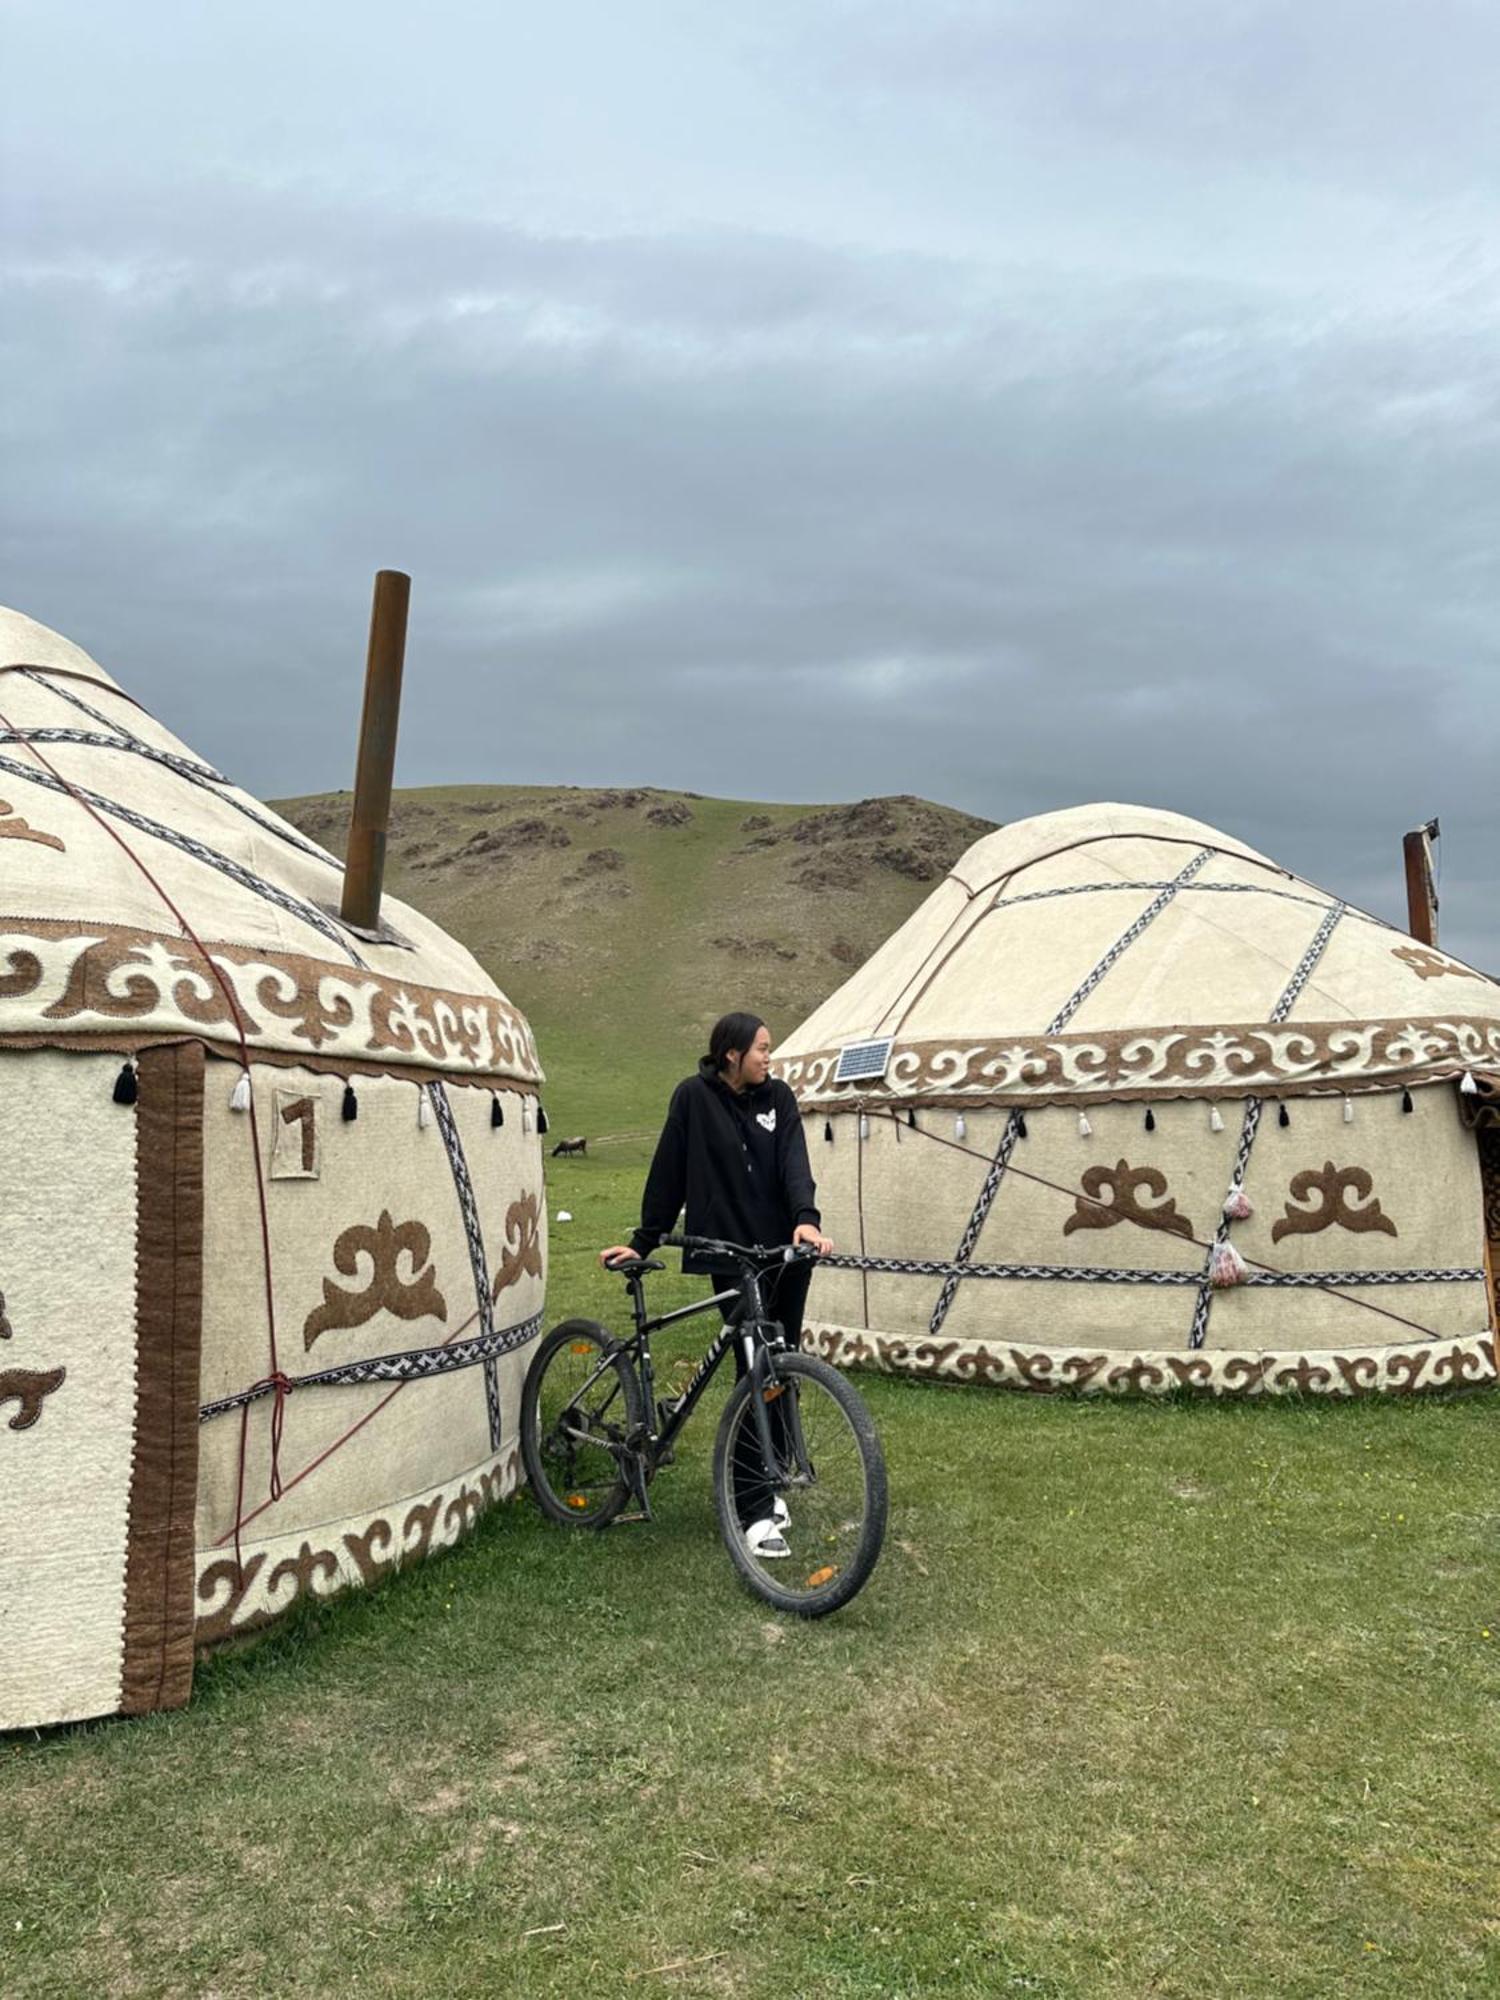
[662,1232,818,1266]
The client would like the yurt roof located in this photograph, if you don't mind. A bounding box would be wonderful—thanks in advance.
[0,606,540,1084]
[776,802,1500,1107]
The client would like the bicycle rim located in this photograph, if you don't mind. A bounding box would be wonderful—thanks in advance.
[714,1354,885,1614]
[529,1328,635,1524]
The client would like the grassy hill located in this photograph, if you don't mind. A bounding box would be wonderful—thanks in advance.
[275,785,995,1134]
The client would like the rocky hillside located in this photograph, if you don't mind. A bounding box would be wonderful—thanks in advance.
[275,784,996,1130]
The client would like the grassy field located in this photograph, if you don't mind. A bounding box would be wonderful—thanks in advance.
[4,1110,1499,1998]
[5,807,1499,1996]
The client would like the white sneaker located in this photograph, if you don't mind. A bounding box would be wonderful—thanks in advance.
[746,1517,791,1559]
[771,1496,790,1530]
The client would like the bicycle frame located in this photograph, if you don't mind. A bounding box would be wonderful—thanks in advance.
[565,1249,808,1508]
[621,1257,788,1476]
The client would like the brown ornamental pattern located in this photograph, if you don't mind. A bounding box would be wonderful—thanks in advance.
[0,1366,66,1431]
[0,918,542,1081]
[1063,1161,1195,1241]
[1392,946,1487,983]
[777,1015,1500,1105]
[803,1323,1497,1399]
[0,799,65,851]
[195,1453,517,1644]
[1270,1163,1399,1244]
[302,1211,449,1351]
[491,1190,544,1303]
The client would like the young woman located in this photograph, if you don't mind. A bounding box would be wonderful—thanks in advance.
[599,1010,833,1556]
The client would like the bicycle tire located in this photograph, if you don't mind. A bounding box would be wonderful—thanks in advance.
[712,1351,887,1617]
[520,1318,643,1529]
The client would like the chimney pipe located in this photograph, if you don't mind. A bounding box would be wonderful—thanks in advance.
[1402,818,1440,947]
[340,569,411,935]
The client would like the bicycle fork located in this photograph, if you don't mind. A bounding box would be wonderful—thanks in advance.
[747,1334,813,1491]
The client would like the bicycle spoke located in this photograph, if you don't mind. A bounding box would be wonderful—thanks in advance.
[720,1361,878,1607]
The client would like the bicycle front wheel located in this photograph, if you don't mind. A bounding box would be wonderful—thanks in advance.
[712,1351,887,1617]
[521,1318,642,1528]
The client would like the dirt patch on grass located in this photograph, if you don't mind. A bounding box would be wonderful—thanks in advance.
[460,818,573,859]
[734,795,995,891]
[711,935,798,962]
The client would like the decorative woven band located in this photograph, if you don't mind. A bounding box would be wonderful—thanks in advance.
[198,1308,544,1421]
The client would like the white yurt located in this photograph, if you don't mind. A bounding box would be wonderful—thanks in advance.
[0,605,545,1730]
[775,804,1500,1397]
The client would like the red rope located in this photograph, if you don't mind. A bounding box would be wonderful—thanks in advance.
[0,703,288,1560]
[214,1298,486,1545]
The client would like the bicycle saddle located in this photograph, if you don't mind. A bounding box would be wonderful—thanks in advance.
[608,1256,665,1274]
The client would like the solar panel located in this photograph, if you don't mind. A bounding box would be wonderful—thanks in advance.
[833,1037,894,1084]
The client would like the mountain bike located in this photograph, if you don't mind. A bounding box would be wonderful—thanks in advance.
[519,1234,887,1616]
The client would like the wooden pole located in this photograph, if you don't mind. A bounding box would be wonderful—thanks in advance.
[1402,818,1439,947]
[340,570,411,933]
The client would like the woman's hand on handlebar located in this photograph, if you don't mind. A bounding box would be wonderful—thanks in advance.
[598,1244,636,1270]
[793,1223,834,1257]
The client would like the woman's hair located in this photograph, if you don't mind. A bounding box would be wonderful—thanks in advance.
[706,1011,766,1072]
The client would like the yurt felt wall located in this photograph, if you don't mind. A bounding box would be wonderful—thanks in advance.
[194,1064,543,1643]
[0,606,545,1730]
[776,804,1500,1398]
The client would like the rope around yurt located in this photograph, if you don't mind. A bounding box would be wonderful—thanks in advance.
[811,1107,1485,1348]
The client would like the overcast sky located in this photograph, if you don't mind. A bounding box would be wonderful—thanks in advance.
[3,1,1497,964]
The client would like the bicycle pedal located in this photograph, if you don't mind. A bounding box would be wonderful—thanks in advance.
[611,1511,650,1527]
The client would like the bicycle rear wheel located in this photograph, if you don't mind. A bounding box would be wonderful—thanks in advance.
[712,1351,887,1616]
[521,1319,642,1528]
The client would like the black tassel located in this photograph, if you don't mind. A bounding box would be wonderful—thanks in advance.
[537,1103,549,1135]
[1015,1111,1028,1139]
[112,1060,138,1105]
[1278,1103,1291,1128]
[824,1120,834,1143]
[907,1109,917,1129]
[1144,1107,1155,1133]
[342,1082,358,1123]
[1402,1087,1414,1114]
[491,1096,504,1128]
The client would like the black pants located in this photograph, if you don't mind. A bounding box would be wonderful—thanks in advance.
[711,1261,813,1527]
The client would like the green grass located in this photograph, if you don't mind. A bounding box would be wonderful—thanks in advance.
[4,1134,1499,1998]
[6,809,1500,1997]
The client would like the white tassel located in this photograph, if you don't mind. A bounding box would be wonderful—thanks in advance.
[1209,1240,1249,1289]
[1209,1105,1225,1133]
[859,1113,870,1140]
[1077,1110,1092,1138]
[1222,1182,1253,1222]
[229,1070,251,1112]
[954,1113,967,1141]
[1459,1071,1479,1097]
[522,1098,534,1135]
[417,1087,432,1130]
[1343,1096,1355,1124]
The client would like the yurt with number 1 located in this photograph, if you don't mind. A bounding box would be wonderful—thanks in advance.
[0,596,546,1732]
[775,803,1500,1397]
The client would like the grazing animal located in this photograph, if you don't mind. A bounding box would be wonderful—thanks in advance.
[552,1136,587,1157]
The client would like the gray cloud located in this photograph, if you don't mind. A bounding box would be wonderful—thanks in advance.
[2,2,1496,966]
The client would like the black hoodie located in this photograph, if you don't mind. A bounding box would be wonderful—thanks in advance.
[630,1059,820,1274]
